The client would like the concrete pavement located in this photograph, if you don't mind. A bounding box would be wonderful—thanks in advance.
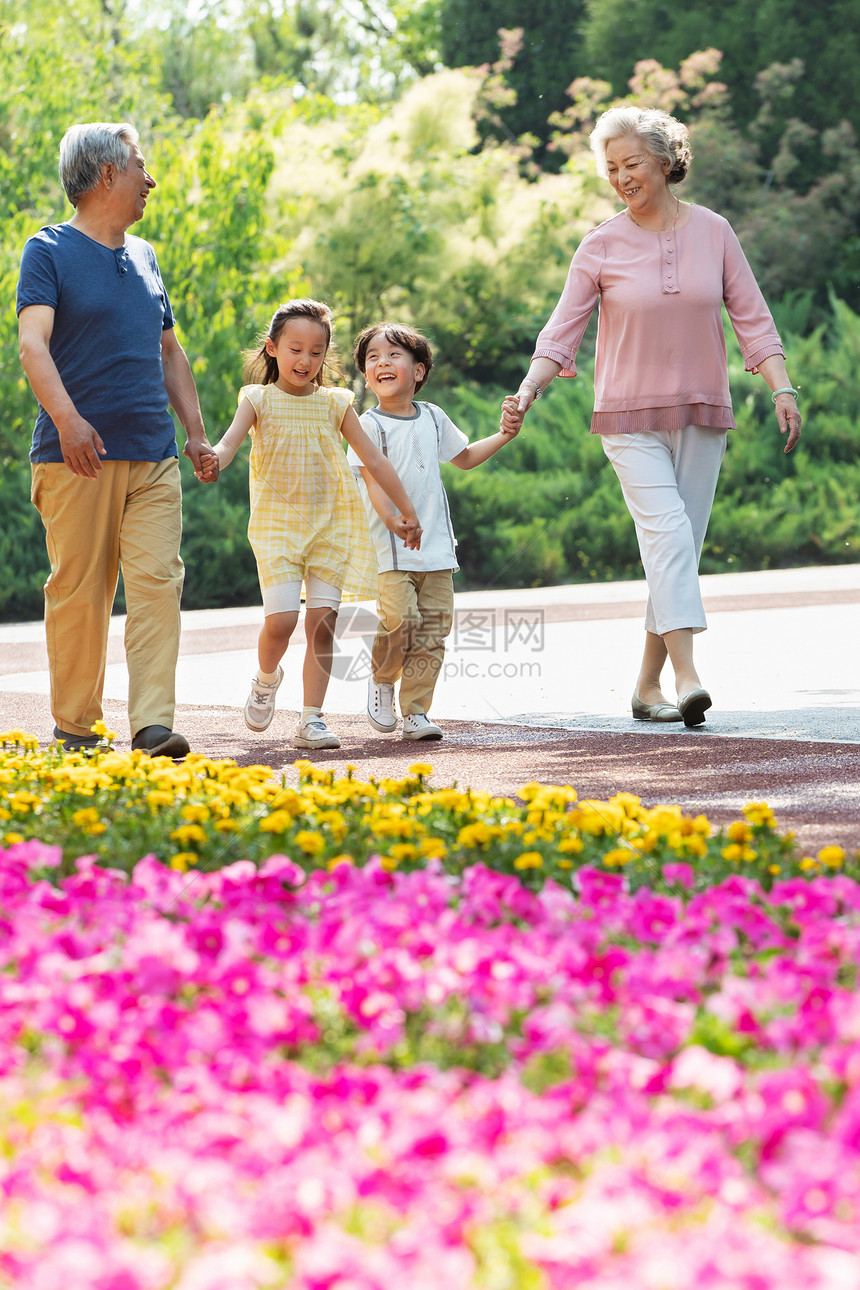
[2,562,856,744]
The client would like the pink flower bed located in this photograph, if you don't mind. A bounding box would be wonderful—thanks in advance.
[2,841,860,1287]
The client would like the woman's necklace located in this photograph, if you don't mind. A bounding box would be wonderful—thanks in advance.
[627,194,680,232]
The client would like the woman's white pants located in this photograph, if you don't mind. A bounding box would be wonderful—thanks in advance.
[602,425,727,636]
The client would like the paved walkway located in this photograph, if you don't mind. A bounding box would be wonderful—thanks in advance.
[1,564,858,853]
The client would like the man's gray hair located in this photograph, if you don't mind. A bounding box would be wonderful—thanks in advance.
[58,122,139,207]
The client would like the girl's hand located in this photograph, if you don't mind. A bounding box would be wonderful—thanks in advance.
[195,452,220,483]
[399,514,422,550]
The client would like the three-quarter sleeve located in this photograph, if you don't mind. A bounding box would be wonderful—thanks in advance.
[721,222,784,372]
[531,230,603,378]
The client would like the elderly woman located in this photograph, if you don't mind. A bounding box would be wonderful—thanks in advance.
[502,105,801,727]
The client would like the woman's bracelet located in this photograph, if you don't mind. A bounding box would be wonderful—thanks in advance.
[521,377,542,400]
[771,386,799,403]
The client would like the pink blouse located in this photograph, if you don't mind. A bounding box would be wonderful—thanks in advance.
[532,204,784,434]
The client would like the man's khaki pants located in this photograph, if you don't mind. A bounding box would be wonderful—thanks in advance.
[371,570,454,717]
[31,458,184,739]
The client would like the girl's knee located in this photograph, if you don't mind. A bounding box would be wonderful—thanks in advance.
[262,611,298,644]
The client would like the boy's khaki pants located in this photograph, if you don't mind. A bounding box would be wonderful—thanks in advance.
[371,569,454,716]
[31,458,184,739]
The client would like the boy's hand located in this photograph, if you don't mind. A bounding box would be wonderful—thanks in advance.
[500,394,526,436]
[195,452,220,483]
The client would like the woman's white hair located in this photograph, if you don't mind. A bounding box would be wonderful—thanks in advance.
[58,122,139,207]
[590,106,692,185]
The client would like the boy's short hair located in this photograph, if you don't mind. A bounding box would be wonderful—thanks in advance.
[353,322,433,393]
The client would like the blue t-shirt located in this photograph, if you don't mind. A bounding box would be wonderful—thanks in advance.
[16,223,179,463]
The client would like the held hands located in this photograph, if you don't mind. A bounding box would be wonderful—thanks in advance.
[500,391,530,436]
[391,513,423,550]
[184,436,220,482]
[773,393,802,454]
[194,451,220,483]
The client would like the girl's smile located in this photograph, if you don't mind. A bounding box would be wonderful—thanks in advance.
[267,317,329,394]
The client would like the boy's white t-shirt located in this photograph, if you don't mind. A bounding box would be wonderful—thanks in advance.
[347,401,469,573]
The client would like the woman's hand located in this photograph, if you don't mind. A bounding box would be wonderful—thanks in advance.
[774,392,802,453]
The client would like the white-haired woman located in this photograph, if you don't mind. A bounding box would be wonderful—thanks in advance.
[502,105,801,727]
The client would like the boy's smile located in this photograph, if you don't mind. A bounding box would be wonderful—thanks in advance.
[363,332,426,413]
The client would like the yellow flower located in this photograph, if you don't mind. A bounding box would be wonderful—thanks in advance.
[294,830,325,856]
[602,847,633,867]
[558,859,574,869]
[72,807,100,828]
[768,864,781,875]
[170,852,197,871]
[744,801,777,829]
[818,845,845,868]
[558,836,584,854]
[683,835,708,859]
[514,851,543,870]
[457,822,492,849]
[328,854,354,870]
[180,803,211,824]
[380,855,400,871]
[169,823,207,848]
[418,837,448,859]
[147,790,174,811]
[727,821,751,844]
[213,818,240,833]
[408,763,433,777]
[89,720,115,742]
[387,843,418,862]
[4,832,25,845]
[799,857,820,872]
[259,810,293,834]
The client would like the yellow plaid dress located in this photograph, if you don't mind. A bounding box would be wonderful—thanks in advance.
[242,383,378,601]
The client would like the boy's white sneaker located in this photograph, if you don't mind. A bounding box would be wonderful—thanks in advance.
[293,717,341,750]
[244,666,283,731]
[402,713,443,741]
[367,678,397,732]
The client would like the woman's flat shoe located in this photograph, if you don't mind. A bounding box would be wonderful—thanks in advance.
[678,688,712,727]
[631,695,683,722]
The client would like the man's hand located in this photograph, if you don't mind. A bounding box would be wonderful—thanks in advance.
[57,416,107,478]
[183,435,215,475]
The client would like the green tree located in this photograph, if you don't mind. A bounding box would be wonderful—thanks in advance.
[437,0,586,164]
[581,0,860,191]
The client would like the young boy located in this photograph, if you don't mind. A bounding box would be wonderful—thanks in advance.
[348,322,519,741]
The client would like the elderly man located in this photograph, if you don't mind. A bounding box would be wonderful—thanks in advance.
[17,122,214,758]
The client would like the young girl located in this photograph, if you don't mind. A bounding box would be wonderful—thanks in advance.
[198,299,421,749]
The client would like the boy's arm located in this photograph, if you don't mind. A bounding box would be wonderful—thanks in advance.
[195,396,256,482]
[449,425,520,471]
[342,407,422,548]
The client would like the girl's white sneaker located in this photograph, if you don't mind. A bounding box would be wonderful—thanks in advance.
[293,717,341,749]
[244,666,284,731]
[402,713,443,741]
